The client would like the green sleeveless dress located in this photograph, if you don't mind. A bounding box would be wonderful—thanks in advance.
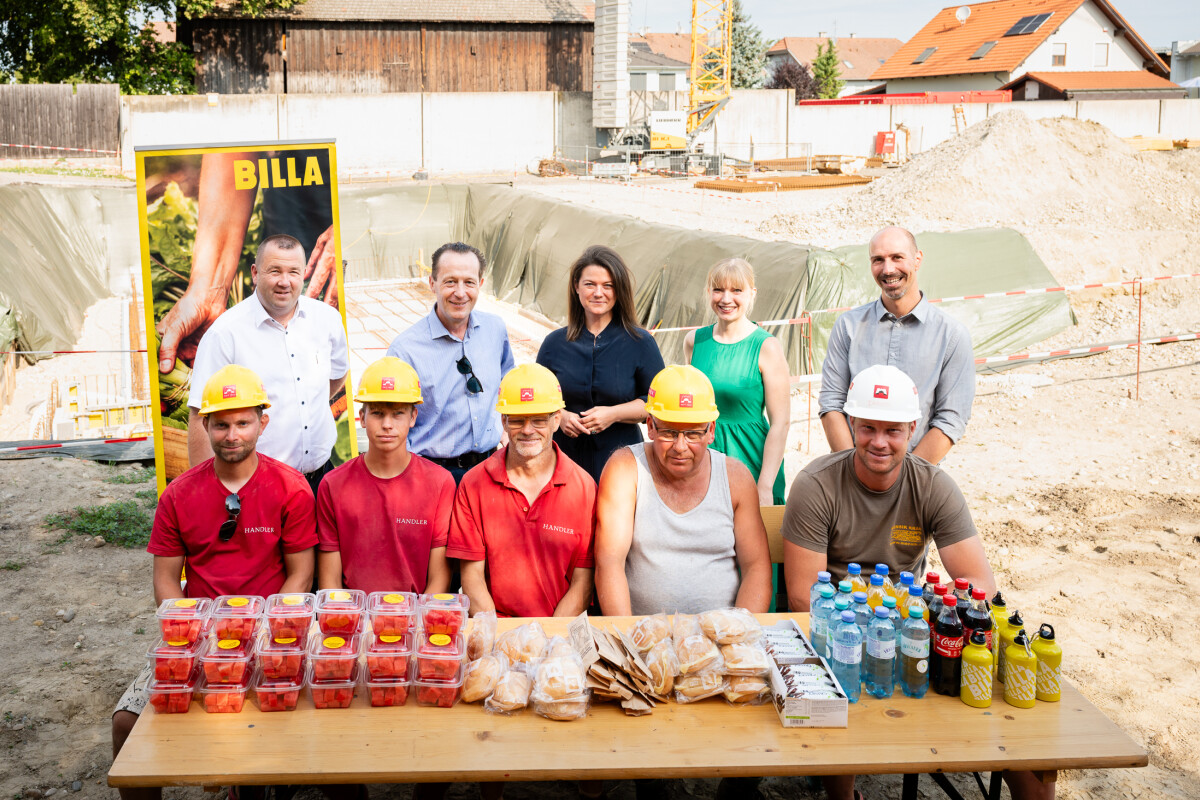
[691,325,786,504]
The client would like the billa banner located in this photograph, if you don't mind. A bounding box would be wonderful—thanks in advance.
[135,140,356,494]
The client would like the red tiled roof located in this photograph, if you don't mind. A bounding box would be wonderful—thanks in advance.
[767,37,903,81]
[1004,70,1181,90]
[872,0,1165,80]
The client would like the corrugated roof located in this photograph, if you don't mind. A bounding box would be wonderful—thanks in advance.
[872,0,1166,80]
[212,0,593,23]
[1005,70,1181,90]
[1181,41,1200,56]
[629,48,689,69]
[630,32,692,65]
[767,37,903,80]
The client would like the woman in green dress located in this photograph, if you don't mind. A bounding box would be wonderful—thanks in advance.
[685,257,790,505]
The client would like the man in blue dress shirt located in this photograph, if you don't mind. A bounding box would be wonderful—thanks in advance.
[386,242,515,484]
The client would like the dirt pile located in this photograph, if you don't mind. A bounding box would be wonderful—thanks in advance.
[759,109,1200,244]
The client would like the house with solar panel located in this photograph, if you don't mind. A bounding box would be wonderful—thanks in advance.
[870,0,1179,98]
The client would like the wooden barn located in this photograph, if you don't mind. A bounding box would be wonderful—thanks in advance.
[180,0,595,94]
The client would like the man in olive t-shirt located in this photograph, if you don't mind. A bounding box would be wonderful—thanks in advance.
[782,364,995,613]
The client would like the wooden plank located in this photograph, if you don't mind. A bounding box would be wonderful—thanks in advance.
[110,614,1147,788]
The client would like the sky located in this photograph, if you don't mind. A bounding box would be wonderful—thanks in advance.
[627,1,1198,50]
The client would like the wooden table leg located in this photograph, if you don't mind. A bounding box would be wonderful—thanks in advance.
[902,773,919,800]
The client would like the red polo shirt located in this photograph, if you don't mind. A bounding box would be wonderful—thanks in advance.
[447,444,596,618]
[147,454,317,600]
[316,454,455,594]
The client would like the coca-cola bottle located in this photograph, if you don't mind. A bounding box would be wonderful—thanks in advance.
[930,595,964,696]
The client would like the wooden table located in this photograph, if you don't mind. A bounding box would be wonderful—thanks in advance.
[109,614,1146,789]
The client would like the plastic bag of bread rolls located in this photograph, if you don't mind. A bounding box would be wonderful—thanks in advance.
[723,675,770,705]
[674,670,727,703]
[495,621,549,664]
[630,613,671,652]
[530,651,590,721]
[542,636,576,659]
[675,631,723,675]
[485,664,533,715]
[467,611,497,660]
[699,607,761,645]
[461,652,506,703]
[719,641,771,677]
[644,638,679,696]
[673,613,704,642]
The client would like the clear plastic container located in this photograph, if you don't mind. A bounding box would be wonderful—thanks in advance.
[415,632,465,682]
[200,638,255,685]
[147,676,197,714]
[415,665,465,708]
[147,637,209,682]
[418,592,469,637]
[367,591,417,637]
[365,675,410,708]
[308,632,361,682]
[252,669,304,712]
[197,672,250,713]
[156,597,213,645]
[308,661,359,709]
[315,588,366,636]
[256,634,307,680]
[211,595,264,644]
[265,592,316,645]
[365,632,413,681]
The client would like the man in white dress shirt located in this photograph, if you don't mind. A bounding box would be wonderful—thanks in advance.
[187,233,349,494]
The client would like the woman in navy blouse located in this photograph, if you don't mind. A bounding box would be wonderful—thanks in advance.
[536,245,665,482]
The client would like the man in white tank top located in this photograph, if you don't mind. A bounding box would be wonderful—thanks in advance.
[594,365,772,616]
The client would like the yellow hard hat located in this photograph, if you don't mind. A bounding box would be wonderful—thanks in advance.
[354,357,422,404]
[496,363,564,415]
[198,364,271,416]
[646,365,719,424]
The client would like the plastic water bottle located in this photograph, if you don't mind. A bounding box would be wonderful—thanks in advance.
[851,591,871,666]
[837,579,854,603]
[847,563,868,595]
[809,584,837,660]
[829,596,851,660]
[900,607,930,698]
[907,584,929,622]
[864,607,896,699]
[830,610,862,703]
[882,596,902,683]
[809,570,833,610]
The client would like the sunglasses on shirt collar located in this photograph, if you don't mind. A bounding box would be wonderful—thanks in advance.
[456,355,483,395]
[218,493,241,542]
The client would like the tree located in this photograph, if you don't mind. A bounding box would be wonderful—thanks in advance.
[729,0,768,89]
[811,39,845,99]
[765,59,819,102]
[0,0,302,94]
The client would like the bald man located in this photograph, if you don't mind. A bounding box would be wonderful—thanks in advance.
[818,226,975,465]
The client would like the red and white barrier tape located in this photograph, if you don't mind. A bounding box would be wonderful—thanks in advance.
[973,331,1199,365]
[0,436,148,455]
[0,142,119,155]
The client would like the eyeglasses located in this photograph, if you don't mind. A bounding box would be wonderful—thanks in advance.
[504,415,553,430]
[218,493,241,542]
[653,425,709,444]
[456,355,482,395]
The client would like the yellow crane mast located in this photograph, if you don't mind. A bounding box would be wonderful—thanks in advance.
[687,0,733,138]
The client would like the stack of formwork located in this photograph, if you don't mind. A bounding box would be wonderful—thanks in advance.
[592,0,629,130]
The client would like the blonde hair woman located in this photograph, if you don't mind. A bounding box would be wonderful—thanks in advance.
[684,257,790,505]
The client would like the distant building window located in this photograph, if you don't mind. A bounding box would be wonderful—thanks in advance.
[1005,13,1053,36]
[1052,43,1066,66]
[970,41,997,60]
[913,47,937,64]
[660,72,676,92]
[1093,42,1109,67]
[631,73,648,91]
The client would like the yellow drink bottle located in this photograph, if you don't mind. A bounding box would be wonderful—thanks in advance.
[1031,623,1062,702]
[997,609,1024,683]
[867,574,887,610]
[1003,631,1037,709]
[847,563,868,595]
[959,630,993,708]
[990,591,1008,673]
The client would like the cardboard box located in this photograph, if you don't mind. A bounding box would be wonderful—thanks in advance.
[765,619,848,728]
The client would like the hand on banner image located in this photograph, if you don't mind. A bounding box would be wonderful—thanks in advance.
[579,406,617,434]
[156,288,226,373]
[305,226,341,307]
[559,410,590,438]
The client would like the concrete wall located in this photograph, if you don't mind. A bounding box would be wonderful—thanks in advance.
[699,89,793,160]
[280,94,424,173]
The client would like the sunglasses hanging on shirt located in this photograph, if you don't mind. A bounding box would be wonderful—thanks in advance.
[218,493,241,542]
[456,354,483,395]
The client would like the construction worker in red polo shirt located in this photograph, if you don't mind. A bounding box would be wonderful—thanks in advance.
[317,356,455,594]
[111,364,316,800]
[448,363,596,618]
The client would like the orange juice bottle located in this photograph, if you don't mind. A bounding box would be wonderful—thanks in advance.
[847,563,868,596]
[866,574,888,610]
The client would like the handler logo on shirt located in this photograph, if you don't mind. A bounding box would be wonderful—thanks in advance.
[679,393,693,408]
[243,526,276,534]
[222,385,238,399]
[873,385,889,400]
[543,523,575,536]
[520,388,535,402]
[890,524,924,547]
[396,518,428,526]
[381,377,395,391]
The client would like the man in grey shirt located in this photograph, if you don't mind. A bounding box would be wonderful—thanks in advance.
[819,226,975,465]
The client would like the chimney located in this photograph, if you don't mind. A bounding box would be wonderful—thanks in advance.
[849,33,856,38]
[818,31,827,39]
[676,22,684,35]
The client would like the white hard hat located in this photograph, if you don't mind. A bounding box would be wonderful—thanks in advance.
[843,365,921,423]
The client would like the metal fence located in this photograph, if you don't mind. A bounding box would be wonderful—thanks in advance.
[0,84,120,158]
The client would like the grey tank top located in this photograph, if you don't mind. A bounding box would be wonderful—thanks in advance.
[626,443,740,615]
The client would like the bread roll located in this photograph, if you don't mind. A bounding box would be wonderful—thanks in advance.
[724,676,769,704]
[496,622,548,664]
[675,671,725,701]
[645,639,679,695]
[534,656,586,699]
[461,654,504,703]
[486,669,532,712]
[699,608,759,644]
[675,634,722,675]
[467,611,496,660]
[630,615,671,652]
[532,694,589,721]
[720,642,771,676]
[543,637,576,659]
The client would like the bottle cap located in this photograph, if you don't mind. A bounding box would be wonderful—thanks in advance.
[819,585,835,599]
[908,607,924,619]
[925,571,940,584]
[834,597,850,610]
[875,607,890,618]
[1038,623,1055,640]
[1008,610,1024,626]
[870,574,884,586]
[818,571,831,583]
[971,587,986,600]
[970,630,987,646]
[838,580,853,594]
[943,596,958,608]
[841,610,856,623]
[899,571,914,585]
[992,591,1006,606]
[954,578,970,590]
[882,596,897,609]
[934,584,948,596]
[908,585,922,597]
[852,592,868,603]
[874,564,889,575]
[847,563,862,575]
[1013,630,1028,646]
